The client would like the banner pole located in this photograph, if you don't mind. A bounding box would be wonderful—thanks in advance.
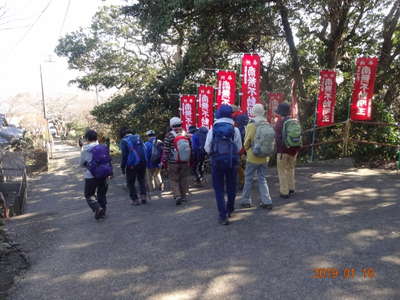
[343,97,352,157]
[239,57,243,109]
[310,94,318,162]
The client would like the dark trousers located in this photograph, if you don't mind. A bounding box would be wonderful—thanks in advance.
[211,162,237,220]
[84,178,108,211]
[126,164,147,201]
[192,157,205,181]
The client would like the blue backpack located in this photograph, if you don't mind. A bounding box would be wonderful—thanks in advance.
[125,134,147,167]
[87,144,113,179]
[193,127,208,158]
[211,122,238,168]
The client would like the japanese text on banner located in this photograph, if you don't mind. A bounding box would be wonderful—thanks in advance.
[350,57,378,121]
[216,70,236,108]
[241,54,261,117]
[317,70,337,127]
[197,85,214,129]
[180,95,196,132]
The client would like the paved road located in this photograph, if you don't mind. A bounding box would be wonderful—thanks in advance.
[7,142,400,300]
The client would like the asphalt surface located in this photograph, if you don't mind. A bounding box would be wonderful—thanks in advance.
[7,142,400,300]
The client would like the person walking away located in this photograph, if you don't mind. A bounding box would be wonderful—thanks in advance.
[120,129,148,205]
[205,105,242,225]
[191,126,209,184]
[274,102,301,198]
[233,112,249,190]
[188,125,199,184]
[80,129,113,220]
[78,136,84,150]
[162,117,191,205]
[144,130,163,192]
[240,104,274,210]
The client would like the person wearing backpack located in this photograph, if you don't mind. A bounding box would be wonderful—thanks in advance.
[144,130,163,192]
[80,129,113,220]
[204,105,242,225]
[274,102,301,199]
[233,112,249,190]
[239,104,274,210]
[161,117,191,205]
[191,126,209,184]
[120,129,148,205]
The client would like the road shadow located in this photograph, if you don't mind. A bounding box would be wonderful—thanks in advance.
[6,144,400,300]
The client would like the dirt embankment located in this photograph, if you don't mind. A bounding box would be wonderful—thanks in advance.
[0,221,29,299]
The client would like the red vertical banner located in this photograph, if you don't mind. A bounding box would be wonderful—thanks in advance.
[241,54,261,117]
[316,70,337,127]
[180,95,196,132]
[216,70,236,108]
[197,85,214,129]
[350,57,378,120]
[290,79,299,120]
[267,92,284,125]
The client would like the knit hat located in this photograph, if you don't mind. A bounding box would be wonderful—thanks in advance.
[216,104,233,119]
[169,117,182,127]
[253,104,265,117]
[275,102,290,117]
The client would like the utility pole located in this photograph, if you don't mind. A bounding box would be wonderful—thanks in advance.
[39,64,53,159]
[40,64,47,119]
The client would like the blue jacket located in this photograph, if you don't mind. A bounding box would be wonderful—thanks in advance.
[144,137,161,169]
[191,132,200,152]
[191,127,208,160]
[119,134,132,170]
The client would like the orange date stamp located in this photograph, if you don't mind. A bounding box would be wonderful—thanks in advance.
[312,268,375,279]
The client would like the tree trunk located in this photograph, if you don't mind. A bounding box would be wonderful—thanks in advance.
[276,0,306,100]
[323,1,352,69]
[375,0,400,96]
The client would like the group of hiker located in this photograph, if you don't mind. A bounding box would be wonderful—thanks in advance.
[79,102,302,225]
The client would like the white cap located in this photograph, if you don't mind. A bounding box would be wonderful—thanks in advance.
[169,117,182,127]
[146,130,155,136]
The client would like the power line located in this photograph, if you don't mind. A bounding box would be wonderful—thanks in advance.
[14,0,54,48]
[58,0,71,37]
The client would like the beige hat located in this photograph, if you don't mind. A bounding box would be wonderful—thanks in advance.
[253,103,265,117]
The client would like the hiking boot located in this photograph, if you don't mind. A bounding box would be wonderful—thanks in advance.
[280,194,290,199]
[141,195,147,204]
[94,207,102,220]
[131,199,140,206]
[227,209,235,218]
[218,218,229,225]
[289,190,295,196]
[176,198,182,205]
[99,208,106,218]
[260,203,273,210]
[240,203,252,209]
